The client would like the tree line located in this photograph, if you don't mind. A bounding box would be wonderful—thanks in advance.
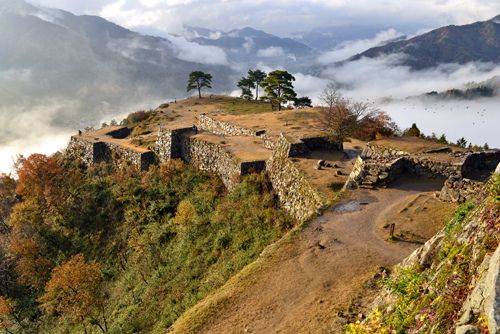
[187,69,311,111]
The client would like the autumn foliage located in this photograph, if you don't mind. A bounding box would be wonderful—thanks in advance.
[15,154,62,201]
[0,296,13,330]
[40,254,107,332]
[0,153,290,333]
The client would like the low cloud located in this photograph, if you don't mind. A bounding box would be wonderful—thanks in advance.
[0,100,74,173]
[321,55,500,100]
[316,53,500,147]
[257,47,285,58]
[166,35,228,65]
[317,29,404,64]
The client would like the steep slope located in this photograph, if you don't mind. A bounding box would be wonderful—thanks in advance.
[170,176,455,333]
[345,172,500,333]
[351,16,500,69]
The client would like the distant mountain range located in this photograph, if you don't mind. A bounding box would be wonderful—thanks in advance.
[183,26,313,70]
[351,16,500,69]
[2,0,500,142]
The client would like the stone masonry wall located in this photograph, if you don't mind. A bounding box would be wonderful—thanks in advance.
[343,156,406,189]
[67,137,109,165]
[181,136,247,189]
[439,175,485,203]
[67,137,154,171]
[266,134,325,222]
[198,114,258,137]
[155,126,195,162]
[461,151,500,178]
[198,113,276,149]
[346,143,466,189]
[105,142,156,171]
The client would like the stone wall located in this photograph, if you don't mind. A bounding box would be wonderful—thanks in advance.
[266,134,324,222]
[461,151,500,178]
[439,175,484,203]
[405,156,462,178]
[344,156,407,189]
[67,136,155,171]
[198,113,259,137]
[155,126,196,162]
[67,137,109,165]
[181,136,263,189]
[361,143,409,159]
[105,142,156,171]
[198,113,276,150]
[345,143,467,189]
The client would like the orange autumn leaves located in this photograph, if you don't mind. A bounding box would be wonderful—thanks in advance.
[40,254,106,330]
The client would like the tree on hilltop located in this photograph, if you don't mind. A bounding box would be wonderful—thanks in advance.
[237,77,255,100]
[187,71,212,99]
[247,69,267,101]
[403,123,421,137]
[260,70,297,111]
[293,96,312,109]
[319,82,342,111]
[317,83,396,147]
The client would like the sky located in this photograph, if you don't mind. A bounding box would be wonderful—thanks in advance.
[32,0,500,36]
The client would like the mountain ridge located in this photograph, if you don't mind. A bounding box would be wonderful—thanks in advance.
[350,15,500,69]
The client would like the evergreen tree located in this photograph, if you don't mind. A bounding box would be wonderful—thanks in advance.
[456,137,468,148]
[247,69,267,101]
[187,71,212,98]
[237,77,255,100]
[260,70,297,111]
[404,123,421,137]
[293,96,312,109]
[438,134,448,144]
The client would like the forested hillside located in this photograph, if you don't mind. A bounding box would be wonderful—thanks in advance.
[0,154,292,333]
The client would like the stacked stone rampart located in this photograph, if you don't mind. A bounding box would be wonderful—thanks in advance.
[197,113,275,149]
[105,142,156,171]
[346,143,500,203]
[67,136,155,171]
[67,137,109,165]
[69,116,341,222]
[439,175,485,203]
[198,113,258,137]
[266,134,325,222]
[180,137,244,189]
[155,126,196,162]
[461,151,500,177]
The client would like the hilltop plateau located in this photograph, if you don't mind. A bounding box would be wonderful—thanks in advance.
[0,95,498,333]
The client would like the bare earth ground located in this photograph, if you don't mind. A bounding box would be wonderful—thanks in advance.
[194,175,450,334]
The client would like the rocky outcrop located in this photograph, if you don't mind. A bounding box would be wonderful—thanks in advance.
[360,171,500,333]
[457,244,500,334]
[266,134,324,222]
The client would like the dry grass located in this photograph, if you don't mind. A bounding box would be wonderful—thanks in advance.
[374,136,466,154]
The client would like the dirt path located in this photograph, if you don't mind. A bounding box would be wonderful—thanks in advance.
[197,176,445,334]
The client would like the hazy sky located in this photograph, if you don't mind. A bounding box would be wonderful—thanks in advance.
[32,0,500,36]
